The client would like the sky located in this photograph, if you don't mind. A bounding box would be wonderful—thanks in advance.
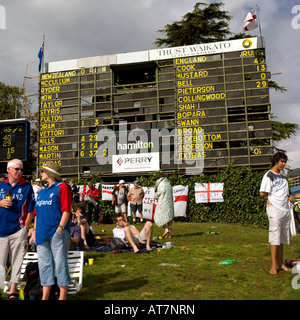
[0,0,299,169]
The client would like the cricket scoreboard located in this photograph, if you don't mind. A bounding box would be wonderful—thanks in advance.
[38,37,273,177]
[0,119,30,162]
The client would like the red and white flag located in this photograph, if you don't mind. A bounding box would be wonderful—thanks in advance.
[132,185,188,220]
[195,183,224,203]
[101,184,117,201]
[78,183,100,201]
[78,185,88,201]
[243,8,258,31]
[173,185,188,217]
[141,187,157,220]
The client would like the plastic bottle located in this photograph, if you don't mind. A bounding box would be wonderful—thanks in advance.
[6,189,12,200]
[206,231,217,235]
[219,259,236,265]
[19,282,26,300]
[162,242,173,249]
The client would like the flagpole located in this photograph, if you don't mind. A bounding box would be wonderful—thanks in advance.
[256,4,264,47]
[37,34,45,178]
[42,34,45,73]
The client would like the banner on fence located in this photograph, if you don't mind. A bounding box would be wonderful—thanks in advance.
[101,184,116,201]
[78,183,100,201]
[195,183,224,203]
[78,181,224,215]
[130,185,189,220]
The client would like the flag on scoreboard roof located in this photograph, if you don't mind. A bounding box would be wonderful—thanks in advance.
[243,7,258,31]
[37,41,44,72]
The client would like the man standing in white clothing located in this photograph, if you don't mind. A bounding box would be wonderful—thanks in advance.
[260,152,295,275]
[32,178,43,200]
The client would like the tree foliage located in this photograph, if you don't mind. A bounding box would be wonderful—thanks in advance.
[155,2,299,146]
[155,2,232,47]
[272,118,299,142]
[0,82,37,176]
[268,80,287,93]
[0,81,24,119]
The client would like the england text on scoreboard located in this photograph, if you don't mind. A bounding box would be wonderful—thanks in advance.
[38,37,273,176]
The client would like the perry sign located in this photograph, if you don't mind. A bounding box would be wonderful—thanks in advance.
[112,152,160,173]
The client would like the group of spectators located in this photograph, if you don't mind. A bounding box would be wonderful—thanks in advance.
[0,159,176,300]
[2,151,297,301]
[0,160,97,300]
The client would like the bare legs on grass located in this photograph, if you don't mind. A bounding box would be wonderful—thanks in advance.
[42,285,68,300]
[162,220,173,239]
[124,221,153,253]
[269,244,290,274]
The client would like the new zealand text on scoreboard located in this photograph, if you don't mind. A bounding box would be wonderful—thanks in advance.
[0,119,30,162]
[38,37,273,176]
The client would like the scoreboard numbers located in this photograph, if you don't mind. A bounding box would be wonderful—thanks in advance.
[38,37,273,176]
[0,119,29,162]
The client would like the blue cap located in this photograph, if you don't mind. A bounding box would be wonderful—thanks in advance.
[133,180,139,184]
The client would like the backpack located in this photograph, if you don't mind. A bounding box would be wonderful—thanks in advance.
[23,262,59,300]
[23,262,42,300]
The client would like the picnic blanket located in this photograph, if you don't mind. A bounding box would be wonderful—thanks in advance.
[84,239,164,254]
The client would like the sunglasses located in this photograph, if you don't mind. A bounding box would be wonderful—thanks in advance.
[12,168,23,172]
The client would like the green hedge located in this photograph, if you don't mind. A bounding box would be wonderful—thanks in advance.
[77,165,269,228]
[136,166,268,228]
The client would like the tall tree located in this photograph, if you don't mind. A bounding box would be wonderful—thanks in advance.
[155,2,232,47]
[0,81,25,119]
[155,2,299,145]
[272,117,299,144]
[0,81,36,176]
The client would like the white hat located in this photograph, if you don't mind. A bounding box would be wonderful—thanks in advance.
[119,180,125,184]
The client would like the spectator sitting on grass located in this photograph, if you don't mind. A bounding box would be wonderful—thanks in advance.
[69,219,81,250]
[75,204,96,250]
[113,213,152,253]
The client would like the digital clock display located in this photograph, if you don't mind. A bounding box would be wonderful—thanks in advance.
[0,119,30,162]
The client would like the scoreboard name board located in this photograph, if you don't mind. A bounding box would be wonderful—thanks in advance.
[38,37,273,177]
[0,119,30,162]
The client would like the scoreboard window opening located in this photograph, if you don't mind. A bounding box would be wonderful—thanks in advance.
[112,62,156,89]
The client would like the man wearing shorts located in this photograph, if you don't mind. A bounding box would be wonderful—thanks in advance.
[260,152,295,274]
[128,180,145,223]
[112,180,129,222]
[113,213,152,253]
